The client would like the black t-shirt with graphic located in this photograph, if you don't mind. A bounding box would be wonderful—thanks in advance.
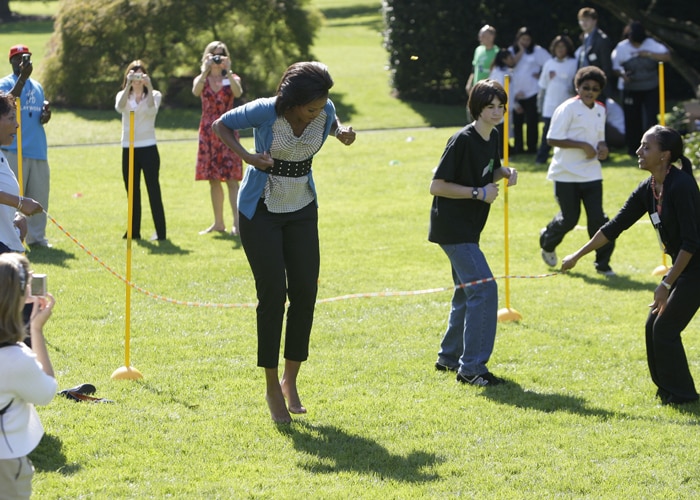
[429,123,501,245]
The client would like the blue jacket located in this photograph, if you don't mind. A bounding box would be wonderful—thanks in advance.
[219,96,336,219]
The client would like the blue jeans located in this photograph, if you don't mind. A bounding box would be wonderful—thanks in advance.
[437,243,498,376]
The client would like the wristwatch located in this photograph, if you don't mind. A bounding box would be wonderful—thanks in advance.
[472,188,479,200]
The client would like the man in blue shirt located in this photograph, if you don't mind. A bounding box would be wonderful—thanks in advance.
[0,45,52,247]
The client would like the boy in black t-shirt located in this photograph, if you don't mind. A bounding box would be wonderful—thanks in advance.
[429,79,518,386]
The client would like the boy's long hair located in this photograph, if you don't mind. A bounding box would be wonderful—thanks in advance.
[468,80,507,121]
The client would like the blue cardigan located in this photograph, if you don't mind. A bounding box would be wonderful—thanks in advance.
[218,96,337,219]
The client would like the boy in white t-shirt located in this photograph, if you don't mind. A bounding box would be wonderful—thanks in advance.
[539,66,616,276]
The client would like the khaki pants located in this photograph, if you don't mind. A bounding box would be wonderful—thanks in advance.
[3,151,50,246]
[0,456,33,500]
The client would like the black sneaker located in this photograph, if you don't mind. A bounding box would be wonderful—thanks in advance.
[456,372,505,386]
[435,361,458,372]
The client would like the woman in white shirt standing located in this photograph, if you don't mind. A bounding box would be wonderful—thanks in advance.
[115,60,166,241]
[509,27,550,155]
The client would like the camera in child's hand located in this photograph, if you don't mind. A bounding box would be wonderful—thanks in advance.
[30,274,47,297]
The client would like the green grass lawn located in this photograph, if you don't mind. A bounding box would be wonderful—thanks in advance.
[4,1,700,498]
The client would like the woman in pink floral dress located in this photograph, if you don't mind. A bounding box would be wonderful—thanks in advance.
[193,41,244,235]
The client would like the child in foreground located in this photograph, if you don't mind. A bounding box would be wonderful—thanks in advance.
[428,79,518,386]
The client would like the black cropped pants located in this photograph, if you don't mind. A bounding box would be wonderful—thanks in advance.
[239,200,319,368]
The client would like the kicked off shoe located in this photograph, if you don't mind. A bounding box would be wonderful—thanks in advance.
[541,249,557,267]
[456,372,505,386]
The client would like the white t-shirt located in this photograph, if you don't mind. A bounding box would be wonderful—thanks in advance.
[612,38,669,91]
[538,57,578,118]
[509,45,551,100]
[546,96,606,183]
[0,343,56,459]
[605,98,625,134]
[0,153,23,252]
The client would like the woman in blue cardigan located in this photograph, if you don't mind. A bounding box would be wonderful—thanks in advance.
[213,62,356,423]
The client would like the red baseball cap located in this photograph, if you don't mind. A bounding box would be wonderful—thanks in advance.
[9,45,31,61]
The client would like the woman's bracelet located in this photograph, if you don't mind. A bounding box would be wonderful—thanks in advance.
[16,196,23,212]
[660,280,672,290]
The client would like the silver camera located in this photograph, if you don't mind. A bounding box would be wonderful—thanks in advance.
[31,273,47,297]
[132,73,143,80]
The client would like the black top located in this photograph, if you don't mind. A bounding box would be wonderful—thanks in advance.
[429,124,501,244]
[601,167,700,273]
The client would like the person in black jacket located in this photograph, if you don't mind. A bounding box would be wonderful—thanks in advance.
[576,7,614,99]
[561,126,700,405]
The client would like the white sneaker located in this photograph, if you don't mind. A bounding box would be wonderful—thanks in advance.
[541,249,557,267]
[596,267,616,277]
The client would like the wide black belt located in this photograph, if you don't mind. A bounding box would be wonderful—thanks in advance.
[266,158,312,177]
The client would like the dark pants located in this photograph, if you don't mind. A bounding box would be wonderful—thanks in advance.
[535,117,552,164]
[622,88,659,156]
[513,94,539,154]
[646,271,700,403]
[239,200,319,368]
[540,180,614,270]
[121,145,166,239]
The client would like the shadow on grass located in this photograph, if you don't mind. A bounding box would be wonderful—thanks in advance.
[320,4,384,32]
[563,270,653,292]
[25,245,77,267]
[279,421,442,482]
[30,433,81,475]
[136,238,192,255]
[136,381,201,410]
[481,380,617,419]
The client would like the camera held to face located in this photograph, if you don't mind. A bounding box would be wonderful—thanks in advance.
[212,55,223,65]
[30,274,47,297]
[132,73,143,81]
[21,53,31,65]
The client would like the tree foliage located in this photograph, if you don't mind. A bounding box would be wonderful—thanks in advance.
[383,0,698,104]
[40,0,322,109]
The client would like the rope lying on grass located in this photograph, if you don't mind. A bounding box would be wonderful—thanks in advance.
[47,213,561,309]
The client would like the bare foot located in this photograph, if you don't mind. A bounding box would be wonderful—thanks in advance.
[266,392,292,424]
[281,380,307,414]
[199,224,226,235]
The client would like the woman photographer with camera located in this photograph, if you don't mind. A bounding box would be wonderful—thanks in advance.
[115,60,166,241]
[193,41,244,236]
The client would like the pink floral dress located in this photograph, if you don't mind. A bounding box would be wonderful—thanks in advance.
[195,78,243,181]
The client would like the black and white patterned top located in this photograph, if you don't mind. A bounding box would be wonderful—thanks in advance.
[264,111,326,213]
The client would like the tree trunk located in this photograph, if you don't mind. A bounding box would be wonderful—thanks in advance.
[0,0,12,22]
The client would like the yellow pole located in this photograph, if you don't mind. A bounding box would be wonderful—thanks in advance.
[498,75,521,322]
[112,110,143,380]
[14,98,23,196]
[652,61,669,276]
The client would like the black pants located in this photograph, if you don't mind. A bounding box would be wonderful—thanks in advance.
[540,180,614,270]
[239,200,319,368]
[646,271,700,403]
[622,88,659,157]
[513,94,539,154]
[121,145,166,239]
[535,117,552,164]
